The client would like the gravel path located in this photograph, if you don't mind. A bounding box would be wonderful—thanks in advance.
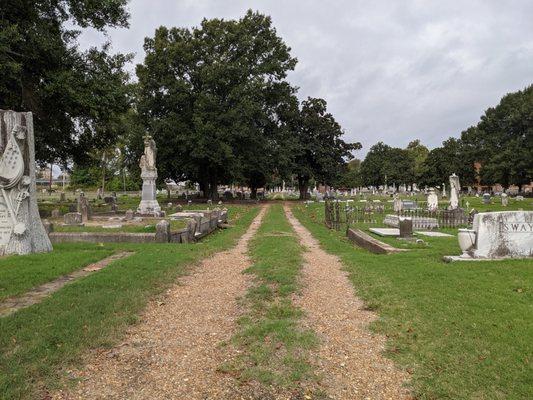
[53,206,267,400]
[284,205,410,400]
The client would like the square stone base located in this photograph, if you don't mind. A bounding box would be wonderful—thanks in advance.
[137,200,161,216]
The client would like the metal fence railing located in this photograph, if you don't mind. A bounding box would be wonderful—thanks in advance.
[324,199,472,231]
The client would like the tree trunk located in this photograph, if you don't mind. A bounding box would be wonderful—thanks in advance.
[250,186,257,199]
[101,151,106,194]
[199,179,207,198]
[49,162,53,194]
[205,170,218,201]
[298,175,309,200]
[208,170,218,200]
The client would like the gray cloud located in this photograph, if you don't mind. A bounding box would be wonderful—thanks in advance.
[76,0,533,156]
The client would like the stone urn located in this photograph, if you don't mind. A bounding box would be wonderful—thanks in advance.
[457,229,476,258]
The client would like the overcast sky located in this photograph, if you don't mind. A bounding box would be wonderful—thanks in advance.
[76,0,533,157]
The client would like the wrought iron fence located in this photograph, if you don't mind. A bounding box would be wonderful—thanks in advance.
[324,199,472,231]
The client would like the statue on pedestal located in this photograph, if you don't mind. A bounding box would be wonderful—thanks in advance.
[137,135,161,216]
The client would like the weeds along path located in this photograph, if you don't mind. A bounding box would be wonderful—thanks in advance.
[284,204,410,400]
[53,205,268,400]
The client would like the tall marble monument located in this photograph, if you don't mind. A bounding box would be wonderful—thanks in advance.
[0,110,52,256]
[137,135,161,216]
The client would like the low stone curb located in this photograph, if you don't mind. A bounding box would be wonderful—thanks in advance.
[346,228,408,254]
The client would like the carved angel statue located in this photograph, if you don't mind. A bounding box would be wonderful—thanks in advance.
[140,135,157,171]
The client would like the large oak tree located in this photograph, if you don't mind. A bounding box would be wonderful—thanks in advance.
[136,11,297,198]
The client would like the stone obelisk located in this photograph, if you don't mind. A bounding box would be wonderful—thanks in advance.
[137,135,161,216]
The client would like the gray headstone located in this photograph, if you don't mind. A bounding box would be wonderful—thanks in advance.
[155,220,170,243]
[51,208,61,219]
[64,212,82,225]
[402,200,417,211]
[77,193,92,222]
[124,209,134,220]
[399,217,413,238]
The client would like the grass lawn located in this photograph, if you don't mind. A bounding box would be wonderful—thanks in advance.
[293,203,533,400]
[0,205,259,400]
[226,204,317,389]
[0,244,114,301]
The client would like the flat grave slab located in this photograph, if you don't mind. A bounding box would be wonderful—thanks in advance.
[415,231,454,237]
[369,228,400,237]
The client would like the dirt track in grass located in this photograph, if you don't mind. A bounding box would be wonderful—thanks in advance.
[284,204,410,400]
[0,251,133,318]
[52,206,268,400]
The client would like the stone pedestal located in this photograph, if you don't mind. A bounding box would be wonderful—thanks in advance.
[137,170,161,215]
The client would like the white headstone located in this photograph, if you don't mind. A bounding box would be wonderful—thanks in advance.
[393,195,403,212]
[426,188,439,211]
[449,173,460,210]
[501,193,509,206]
[448,211,533,260]
[473,211,533,258]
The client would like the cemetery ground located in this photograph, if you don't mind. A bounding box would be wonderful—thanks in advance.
[0,195,532,399]
[294,200,533,399]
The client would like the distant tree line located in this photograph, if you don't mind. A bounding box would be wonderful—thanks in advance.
[339,85,533,190]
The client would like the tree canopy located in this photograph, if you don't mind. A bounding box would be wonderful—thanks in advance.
[289,97,361,197]
[461,85,533,187]
[0,0,132,164]
[136,11,357,198]
[360,84,532,189]
[360,142,415,187]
